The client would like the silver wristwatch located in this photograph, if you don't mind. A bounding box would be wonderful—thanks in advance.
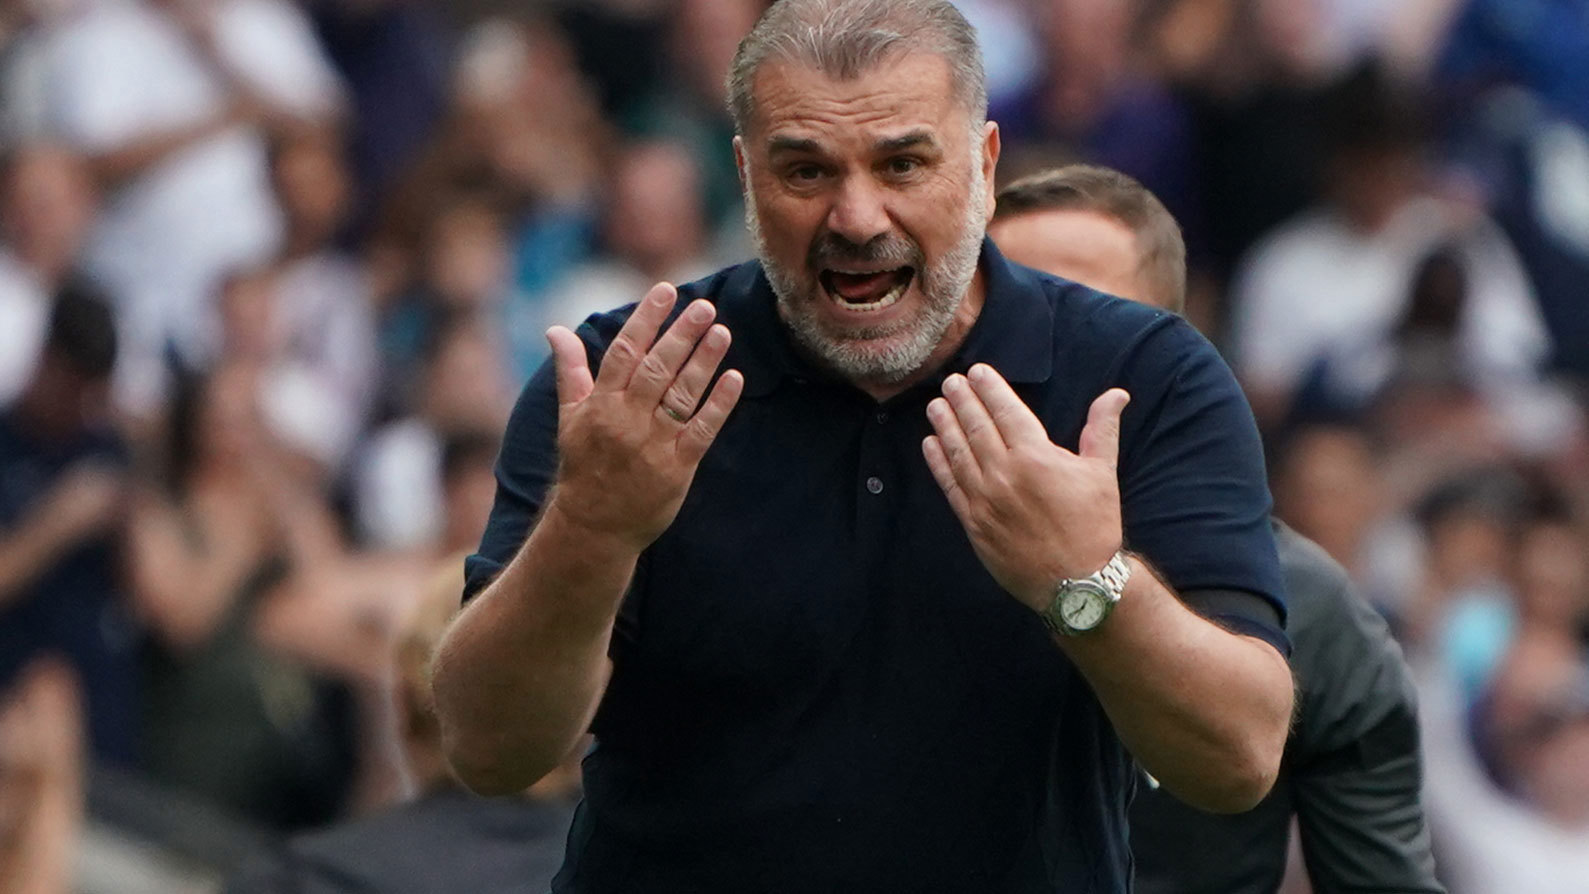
[1041,552,1132,637]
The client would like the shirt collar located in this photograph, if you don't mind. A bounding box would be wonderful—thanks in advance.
[715,237,1055,398]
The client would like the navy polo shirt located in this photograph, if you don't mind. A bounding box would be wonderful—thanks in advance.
[466,239,1286,893]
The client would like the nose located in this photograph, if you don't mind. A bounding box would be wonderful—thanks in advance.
[824,174,892,246]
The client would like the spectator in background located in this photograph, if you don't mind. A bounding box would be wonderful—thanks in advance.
[302,0,451,237]
[990,164,1442,894]
[356,314,513,553]
[379,193,528,394]
[0,146,96,407]
[1228,64,1549,432]
[405,18,607,305]
[0,657,84,894]
[12,0,344,416]
[227,556,579,894]
[1417,614,1589,894]
[264,128,379,474]
[1397,474,1527,701]
[621,0,764,238]
[538,140,717,334]
[129,363,368,830]
[0,286,135,767]
[1269,421,1395,586]
[996,0,1201,249]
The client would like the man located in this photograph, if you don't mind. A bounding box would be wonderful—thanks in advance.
[989,164,1444,894]
[433,2,1294,890]
[0,283,135,766]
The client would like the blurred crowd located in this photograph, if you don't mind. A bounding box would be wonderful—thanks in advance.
[0,0,1585,891]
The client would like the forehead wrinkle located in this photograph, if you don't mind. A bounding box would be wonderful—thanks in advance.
[749,53,961,140]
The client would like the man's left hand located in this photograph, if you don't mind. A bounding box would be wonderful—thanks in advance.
[922,364,1130,612]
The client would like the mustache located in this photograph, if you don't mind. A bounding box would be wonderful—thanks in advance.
[807,232,922,270]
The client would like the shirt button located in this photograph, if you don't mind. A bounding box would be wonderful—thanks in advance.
[875,410,889,425]
[865,476,884,495]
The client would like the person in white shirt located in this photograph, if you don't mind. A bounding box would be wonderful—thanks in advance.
[0,145,97,406]
[1228,67,1549,438]
[12,0,344,416]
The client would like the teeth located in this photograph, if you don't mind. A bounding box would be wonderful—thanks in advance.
[829,279,907,312]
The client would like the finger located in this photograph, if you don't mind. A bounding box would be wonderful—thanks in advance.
[926,396,984,489]
[940,373,1005,463]
[966,363,1048,447]
[1078,388,1131,467]
[923,435,974,523]
[628,299,719,408]
[593,282,677,392]
[547,326,595,407]
[676,370,745,464]
[654,323,731,426]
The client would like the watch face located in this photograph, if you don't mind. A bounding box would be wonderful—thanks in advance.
[1060,582,1109,631]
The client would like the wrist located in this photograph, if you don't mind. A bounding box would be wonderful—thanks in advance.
[1038,550,1132,637]
[540,494,646,558]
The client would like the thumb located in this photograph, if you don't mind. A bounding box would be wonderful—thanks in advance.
[1078,388,1131,467]
[547,326,595,407]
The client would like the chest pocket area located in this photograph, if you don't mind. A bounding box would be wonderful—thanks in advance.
[626,441,868,699]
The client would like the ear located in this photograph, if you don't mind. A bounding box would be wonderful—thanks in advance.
[733,135,748,189]
[980,121,1001,222]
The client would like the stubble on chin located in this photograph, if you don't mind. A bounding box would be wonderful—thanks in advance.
[745,178,985,386]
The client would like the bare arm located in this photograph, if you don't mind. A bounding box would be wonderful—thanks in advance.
[431,283,744,795]
[86,108,243,190]
[0,466,121,608]
[127,491,264,650]
[1061,564,1292,811]
[924,365,1293,812]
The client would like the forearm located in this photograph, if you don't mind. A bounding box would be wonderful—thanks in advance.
[0,525,70,607]
[431,498,634,795]
[1061,556,1294,812]
[88,110,238,189]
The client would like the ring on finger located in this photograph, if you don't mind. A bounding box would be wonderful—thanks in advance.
[661,404,690,423]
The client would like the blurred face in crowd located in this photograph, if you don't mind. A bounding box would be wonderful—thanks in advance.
[1,146,95,282]
[607,142,705,278]
[1485,642,1589,827]
[990,208,1146,305]
[272,132,351,252]
[422,322,512,432]
[1515,521,1589,629]
[1272,425,1381,567]
[424,201,509,312]
[736,51,998,387]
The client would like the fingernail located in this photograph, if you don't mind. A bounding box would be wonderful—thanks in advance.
[689,301,713,322]
[969,364,989,381]
[943,375,963,393]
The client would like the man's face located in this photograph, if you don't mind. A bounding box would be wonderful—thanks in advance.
[736,52,998,385]
[989,207,1152,308]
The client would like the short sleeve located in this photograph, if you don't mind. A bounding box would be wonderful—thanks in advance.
[1115,318,1287,629]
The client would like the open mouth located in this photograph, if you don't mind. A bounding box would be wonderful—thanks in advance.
[819,266,915,312]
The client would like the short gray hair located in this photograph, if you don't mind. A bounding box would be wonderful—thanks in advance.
[726,0,987,136]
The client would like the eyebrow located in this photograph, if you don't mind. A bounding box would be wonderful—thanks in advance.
[764,130,942,157]
[874,131,938,154]
[767,135,822,156]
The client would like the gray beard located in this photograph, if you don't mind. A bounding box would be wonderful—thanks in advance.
[746,166,986,386]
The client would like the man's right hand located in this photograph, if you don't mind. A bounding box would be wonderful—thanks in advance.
[543,282,744,552]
